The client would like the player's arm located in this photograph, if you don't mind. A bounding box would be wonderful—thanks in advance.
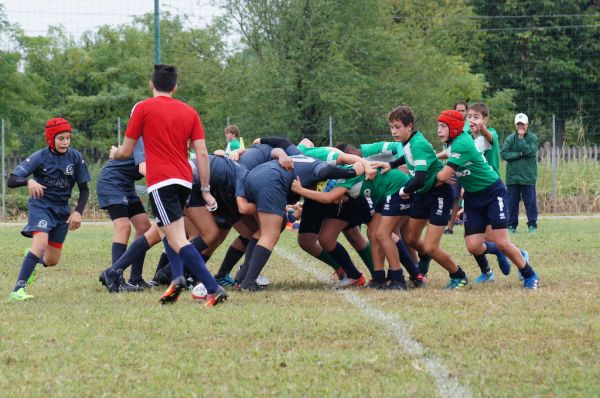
[479,123,494,145]
[336,153,376,180]
[291,177,347,204]
[192,138,218,211]
[138,162,146,177]
[437,164,458,184]
[399,171,426,196]
[501,135,522,160]
[437,150,449,160]
[236,196,257,215]
[270,147,293,170]
[110,137,137,160]
[66,181,89,230]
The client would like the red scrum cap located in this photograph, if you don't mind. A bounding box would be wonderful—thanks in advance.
[45,118,72,150]
[438,110,464,139]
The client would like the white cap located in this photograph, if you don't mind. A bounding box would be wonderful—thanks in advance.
[515,113,529,125]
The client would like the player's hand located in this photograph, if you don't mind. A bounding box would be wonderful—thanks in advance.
[27,179,46,199]
[253,138,261,145]
[352,162,365,176]
[291,176,303,193]
[364,163,377,180]
[278,155,293,171]
[109,145,119,160]
[67,211,82,231]
[202,191,218,211]
[371,161,391,174]
[214,149,226,157]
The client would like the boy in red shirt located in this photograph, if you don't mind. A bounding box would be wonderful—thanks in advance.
[110,64,226,307]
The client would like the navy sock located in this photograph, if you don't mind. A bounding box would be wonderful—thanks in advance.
[474,254,491,273]
[129,251,147,282]
[111,242,127,265]
[179,244,219,294]
[241,245,272,287]
[235,238,258,283]
[373,270,386,281]
[388,268,405,282]
[14,252,40,291]
[484,241,500,255]
[519,264,535,278]
[190,236,208,253]
[155,252,169,272]
[328,243,361,279]
[162,238,184,280]
[110,236,150,272]
[396,240,419,279]
[215,246,245,278]
[450,266,466,280]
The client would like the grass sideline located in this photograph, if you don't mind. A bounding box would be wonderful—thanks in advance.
[0,219,599,397]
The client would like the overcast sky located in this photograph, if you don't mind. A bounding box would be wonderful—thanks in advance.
[1,0,223,37]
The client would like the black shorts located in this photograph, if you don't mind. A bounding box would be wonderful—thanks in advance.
[298,199,327,234]
[325,197,373,229]
[105,201,146,221]
[149,184,191,227]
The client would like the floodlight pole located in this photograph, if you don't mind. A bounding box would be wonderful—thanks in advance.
[154,0,161,64]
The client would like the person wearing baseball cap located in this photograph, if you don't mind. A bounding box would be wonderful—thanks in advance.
[501,112,539,233]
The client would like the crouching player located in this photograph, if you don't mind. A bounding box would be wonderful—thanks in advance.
[436,110,539,289]
[7,118,90,301]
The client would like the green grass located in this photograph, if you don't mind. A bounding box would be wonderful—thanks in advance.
[1,219,599,397]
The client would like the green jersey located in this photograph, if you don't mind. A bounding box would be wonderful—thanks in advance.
[225,138,240,155]
[403,131,443,193]
[468,127,501,176]
[297,144,340,165]
[446,132,499,193]
[334,169,410,206]
[360,141,403,162]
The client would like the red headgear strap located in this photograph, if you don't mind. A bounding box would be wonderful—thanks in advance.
[45,118,72,150]
[438,110,464,139]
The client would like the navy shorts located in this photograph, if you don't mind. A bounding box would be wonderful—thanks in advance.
[374,193,411,217]
[298,199,327,234]
[149,184,190,227]
[22,198,70,245]
[410,183,454,226]
[98,193,139,209]
[463,179,508,236]
[245,167,294,218]
[450,178,462,201]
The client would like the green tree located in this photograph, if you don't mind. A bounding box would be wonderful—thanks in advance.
[469,0,600,145]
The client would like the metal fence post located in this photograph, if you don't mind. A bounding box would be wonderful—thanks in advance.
[2,118,5,220]
[328,115,333,147]
[552,114,557,212]
[117,117,121,146]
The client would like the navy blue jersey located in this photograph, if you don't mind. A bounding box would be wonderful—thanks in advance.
[97,139,145,196]
[13,148,90,202]
[190,155,248,198]
[238,144,274,171]
[290,155,328,188]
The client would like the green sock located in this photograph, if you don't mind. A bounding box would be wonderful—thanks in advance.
[357,242,375,277]
[317,250,341,271]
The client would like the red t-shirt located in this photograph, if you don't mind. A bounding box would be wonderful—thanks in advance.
[125,96,204,192]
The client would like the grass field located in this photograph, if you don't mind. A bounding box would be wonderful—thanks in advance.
[1,219,599,397]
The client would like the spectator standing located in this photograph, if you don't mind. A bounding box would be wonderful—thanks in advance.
[501,113,539,233]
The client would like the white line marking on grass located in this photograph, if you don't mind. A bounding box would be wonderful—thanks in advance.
[276,248,472,398]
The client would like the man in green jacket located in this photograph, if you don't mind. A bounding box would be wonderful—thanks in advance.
[501,113,539,233]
